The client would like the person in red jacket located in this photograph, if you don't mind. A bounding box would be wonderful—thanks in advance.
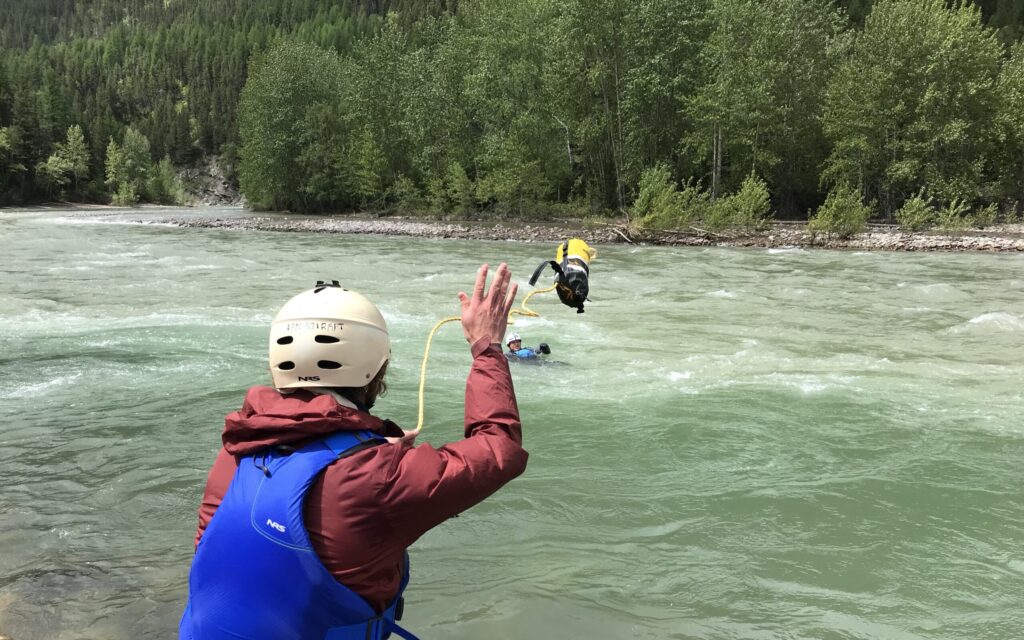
[181,263,528,640]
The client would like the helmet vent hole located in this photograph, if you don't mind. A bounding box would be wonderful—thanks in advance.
[318,360,342,370]
[276,336,293,345]
[277,361,295,371]
[315,335,340,344]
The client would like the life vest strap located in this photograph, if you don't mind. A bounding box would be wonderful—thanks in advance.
[323,430,386,460]
[383,619,420,640]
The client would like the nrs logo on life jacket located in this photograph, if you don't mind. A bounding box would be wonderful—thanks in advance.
[266,519,286,533]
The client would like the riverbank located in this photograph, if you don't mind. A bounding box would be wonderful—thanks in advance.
[139,212,1024,252]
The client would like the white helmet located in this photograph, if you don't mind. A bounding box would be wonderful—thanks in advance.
[268,281,390,390]
[506,332,522,346]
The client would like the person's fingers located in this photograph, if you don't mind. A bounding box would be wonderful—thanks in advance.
[493,265,511,308]
[458,291,469,314]
[503,282,520,315]
[489,263,509,311]
[472,264,488,303]
[502,282,518,318]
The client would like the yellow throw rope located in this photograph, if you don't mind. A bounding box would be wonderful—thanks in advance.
[516,283,557,318]
[414,283,557,432]
[414,315,460,433]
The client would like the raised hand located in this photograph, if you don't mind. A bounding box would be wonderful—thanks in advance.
[458,263,518,346]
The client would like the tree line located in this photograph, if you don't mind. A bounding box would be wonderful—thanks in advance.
[0,0,423,204]
[2,0,1024,230]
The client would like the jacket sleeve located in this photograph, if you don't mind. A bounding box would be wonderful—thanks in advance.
[194,447,239,548]
[379,338,528,547]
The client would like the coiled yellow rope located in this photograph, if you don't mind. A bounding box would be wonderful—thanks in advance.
[414,283,557,432]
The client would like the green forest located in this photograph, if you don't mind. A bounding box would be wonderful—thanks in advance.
[2,0,1024,230]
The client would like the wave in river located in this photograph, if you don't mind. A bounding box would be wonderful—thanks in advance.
[949,311,1024,333]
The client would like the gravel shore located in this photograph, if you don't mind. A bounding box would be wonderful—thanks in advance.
[142,214,1024,252]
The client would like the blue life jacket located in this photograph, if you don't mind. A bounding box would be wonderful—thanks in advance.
[512,348,538,359]
[180,430,419,640]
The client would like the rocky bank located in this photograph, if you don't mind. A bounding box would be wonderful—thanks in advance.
[141,213,1024,252]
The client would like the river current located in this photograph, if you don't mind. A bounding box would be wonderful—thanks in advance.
[0,207,1022,639]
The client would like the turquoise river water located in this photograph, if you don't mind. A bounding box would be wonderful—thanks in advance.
[0,207,1022,639]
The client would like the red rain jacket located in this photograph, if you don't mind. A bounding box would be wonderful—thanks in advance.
[192,338,528,612]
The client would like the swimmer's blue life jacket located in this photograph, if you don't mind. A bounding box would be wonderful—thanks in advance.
[512,347,538,358]
[179,430,419,640]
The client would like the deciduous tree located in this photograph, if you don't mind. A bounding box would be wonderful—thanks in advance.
[823,0,1002,214]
